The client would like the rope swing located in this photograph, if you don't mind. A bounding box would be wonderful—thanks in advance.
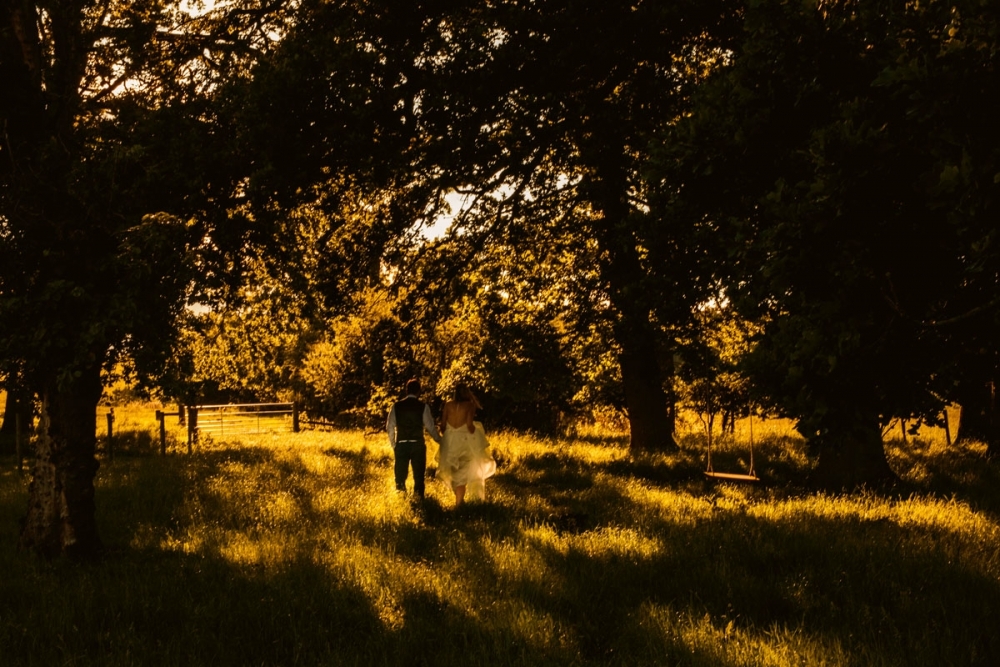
[704,410,759,482]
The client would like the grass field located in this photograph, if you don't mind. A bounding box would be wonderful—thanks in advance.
[1,403,998,666]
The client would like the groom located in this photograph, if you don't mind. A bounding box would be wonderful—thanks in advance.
[386,378,442,498]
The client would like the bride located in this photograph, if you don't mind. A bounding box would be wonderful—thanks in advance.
[437,384,496,507]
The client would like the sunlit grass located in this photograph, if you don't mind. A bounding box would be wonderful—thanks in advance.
[635,605,856,667]
[0,403,998,665]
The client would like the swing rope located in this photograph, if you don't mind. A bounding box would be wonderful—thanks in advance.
[704,411,759,482]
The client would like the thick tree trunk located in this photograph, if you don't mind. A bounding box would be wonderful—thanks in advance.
[811,418,897,490]
[588,146,677,453]
[19,365,103,559]
[955,380,998,457]
[617,323,678,451]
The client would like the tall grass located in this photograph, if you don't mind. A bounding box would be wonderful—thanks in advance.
[1,403,998,666]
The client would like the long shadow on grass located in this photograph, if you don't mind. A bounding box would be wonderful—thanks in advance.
[98,441,353,554]
[93,442,608,665]
[0,443,524,666]
[7,437,998,666]
[2,445,369,665]
[321,440,388,488]
[185,434,1000,667]
[0,535,467,666]
[475,486,1000,665]
[438,447,1000,665]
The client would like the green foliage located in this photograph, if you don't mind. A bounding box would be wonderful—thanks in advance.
[6,0,998,499]
[660,0,1000,461]
[158,0,748,438]
[159,259,320,406]
[676,305,758,430]
[299,291,405,428]
[0,1,298,395]
[296,280,590,433]
[236,0,741,447]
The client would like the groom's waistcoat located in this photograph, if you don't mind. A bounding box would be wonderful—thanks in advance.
[395,396,426,443]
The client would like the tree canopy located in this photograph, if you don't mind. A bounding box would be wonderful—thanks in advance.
[657,0,1000,483]
[1,0,297,557]
[3,0,999,556]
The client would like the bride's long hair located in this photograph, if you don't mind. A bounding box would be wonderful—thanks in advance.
[454,384,481,409]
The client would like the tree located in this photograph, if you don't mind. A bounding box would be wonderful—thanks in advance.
[675,305,757,436]
[0,0,295,557]
[662,0,1000,485]
[395,0,737,450]
[299,255,592,434]
[160,260,321,408]
[416,227,593,432]
[227,0,748,451]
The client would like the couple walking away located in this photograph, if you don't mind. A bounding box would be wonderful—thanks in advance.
[385,378,496,506]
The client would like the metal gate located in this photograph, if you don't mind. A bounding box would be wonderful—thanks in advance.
[187,402,298,447]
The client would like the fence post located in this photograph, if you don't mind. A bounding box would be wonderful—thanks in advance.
[177,403,185,426]
[943,409,952,447]
[156,410,167,455]
[293,403,300,433]
[187,406,198,454]
[15,412,23,472]
[106,408,115,461]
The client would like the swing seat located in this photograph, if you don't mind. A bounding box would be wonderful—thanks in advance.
[703,412,761,483]
[704,470,759,482]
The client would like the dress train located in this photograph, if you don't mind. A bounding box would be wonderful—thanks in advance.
[437,421,496,501]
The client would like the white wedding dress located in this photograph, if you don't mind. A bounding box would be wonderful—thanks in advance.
[437,421,496,500]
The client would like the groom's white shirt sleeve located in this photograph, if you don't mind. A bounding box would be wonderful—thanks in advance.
[386,405,397,448]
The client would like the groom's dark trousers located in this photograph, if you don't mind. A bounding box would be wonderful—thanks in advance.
[394,440,426,497]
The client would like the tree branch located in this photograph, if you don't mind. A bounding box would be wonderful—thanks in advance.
[882,273,1000,328]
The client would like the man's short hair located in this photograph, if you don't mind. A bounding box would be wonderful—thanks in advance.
[405,378,420,395]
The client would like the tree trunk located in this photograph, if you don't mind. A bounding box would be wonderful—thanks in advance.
[588,144,677,453]
[19,364,104,559]
[617,324,678,451]
[811,418,897,490]
[955,379,998,457]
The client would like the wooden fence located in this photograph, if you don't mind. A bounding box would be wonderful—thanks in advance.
[178,403,300,451]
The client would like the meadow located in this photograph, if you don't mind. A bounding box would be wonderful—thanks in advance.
[1,404,998,666]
